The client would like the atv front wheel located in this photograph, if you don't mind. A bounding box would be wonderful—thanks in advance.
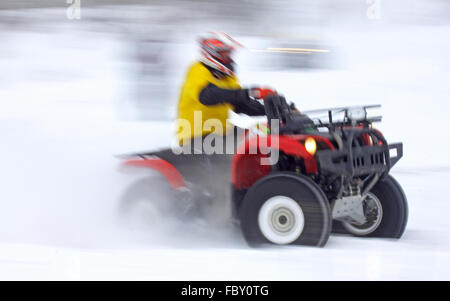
[338,175,408,238]
[239,172,332,247]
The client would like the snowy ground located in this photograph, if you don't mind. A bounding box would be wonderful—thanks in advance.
[1,7,450,280]
[1,115,449,280]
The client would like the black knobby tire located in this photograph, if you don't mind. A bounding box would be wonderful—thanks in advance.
[239,172,332,247]
[335,175,408,238]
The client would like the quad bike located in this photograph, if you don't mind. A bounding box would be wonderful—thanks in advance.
[119,95,408,247]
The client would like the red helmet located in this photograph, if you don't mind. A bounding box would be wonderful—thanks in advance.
[199,32,242,76]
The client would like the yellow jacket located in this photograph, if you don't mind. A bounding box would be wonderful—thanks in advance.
[176,62,241,144]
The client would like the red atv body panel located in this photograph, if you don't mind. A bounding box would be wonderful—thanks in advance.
[123,158,186,190]
[231,134,328,190]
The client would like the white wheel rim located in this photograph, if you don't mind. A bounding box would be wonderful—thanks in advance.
[342,192,383,236]
[258,196,305,245]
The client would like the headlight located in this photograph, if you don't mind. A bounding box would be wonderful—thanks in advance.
[347,107,367,121]
[305,137,317,155]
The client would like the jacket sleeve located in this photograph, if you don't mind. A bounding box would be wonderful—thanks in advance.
[199,83,266,116]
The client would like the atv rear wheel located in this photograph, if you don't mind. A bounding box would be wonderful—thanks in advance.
[337,175,408,238]
[118,177,187,227]
[239,172,332,247]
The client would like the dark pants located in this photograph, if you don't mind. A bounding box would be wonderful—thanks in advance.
[156,127,243,198]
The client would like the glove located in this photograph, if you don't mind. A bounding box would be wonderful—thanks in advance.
[248,87,277,100]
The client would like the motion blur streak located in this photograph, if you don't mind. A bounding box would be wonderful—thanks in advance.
[268,48,330,53]
[250,49,314,54]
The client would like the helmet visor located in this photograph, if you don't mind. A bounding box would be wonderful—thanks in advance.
[217,49,232,64]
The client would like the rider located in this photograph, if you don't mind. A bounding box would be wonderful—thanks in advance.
[172,32,277,214]
[176,32,276,150]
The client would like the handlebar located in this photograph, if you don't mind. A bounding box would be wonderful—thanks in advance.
[263,95,315,134]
